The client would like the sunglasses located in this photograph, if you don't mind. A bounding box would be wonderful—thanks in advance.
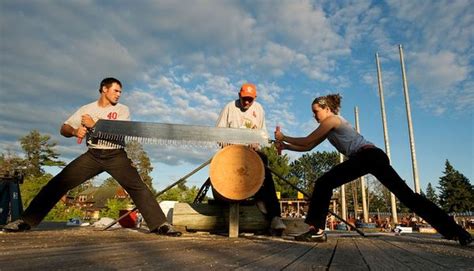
[241,97,254,103]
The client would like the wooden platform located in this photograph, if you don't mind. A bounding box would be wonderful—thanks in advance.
[0,222,473,270]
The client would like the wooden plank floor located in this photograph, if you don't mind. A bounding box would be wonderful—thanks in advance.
[0,223,473,270]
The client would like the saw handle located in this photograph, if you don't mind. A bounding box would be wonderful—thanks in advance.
[275,125,282,155]
[76,125,86,144]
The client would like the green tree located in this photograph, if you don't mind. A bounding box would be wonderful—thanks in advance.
[19,173,86,222]
[288,151,339,195]
[260,145,295,198]
[125,141,155,194]
[157,183,200,203]
[68,179,94,198]
[44,203,84,222]
[101,177,119,188]
[0,151,26,175]
[365,176,389,213]
[100,198,131,219]
[438,160,474,212]
[20,174,52,208]
[425,182,439,205]
[20,130,65,177]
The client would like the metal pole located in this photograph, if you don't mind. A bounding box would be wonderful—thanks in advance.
[339,153,347,221]
[376,52,399,224]
[399,44,421,194]
[354,107,369,223]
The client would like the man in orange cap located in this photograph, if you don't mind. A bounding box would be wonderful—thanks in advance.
[214,83,286,234]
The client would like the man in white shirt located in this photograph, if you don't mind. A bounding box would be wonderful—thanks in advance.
[3,77,181,236]
[215,83,286,233]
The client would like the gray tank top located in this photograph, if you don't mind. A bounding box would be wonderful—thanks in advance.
[327,116,373,157]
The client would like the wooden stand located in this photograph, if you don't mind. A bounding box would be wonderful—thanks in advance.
[173,202,268,235]
[229,202,239,238]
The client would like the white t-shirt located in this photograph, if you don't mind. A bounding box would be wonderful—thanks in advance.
[64,101,130,149]
[216,100,268,138]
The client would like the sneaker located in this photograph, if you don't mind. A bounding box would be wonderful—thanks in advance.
[153,223,182,237]
[2,219,31,232]
[295,228,327,242]
[271,216,287,231]
[445,226,473,246]
[456,228,472,246]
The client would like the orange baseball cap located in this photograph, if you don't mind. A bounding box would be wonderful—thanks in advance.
[239,83,257,98]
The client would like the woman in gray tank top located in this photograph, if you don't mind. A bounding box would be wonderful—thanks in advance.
[275,94,471,246]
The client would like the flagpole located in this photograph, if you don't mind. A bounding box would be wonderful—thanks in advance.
[376,52,398,224]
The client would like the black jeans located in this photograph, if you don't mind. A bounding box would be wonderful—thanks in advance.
[212,151,281,220]
[254,151,281,220]
[306,147,460,238]
[22,149,167,231]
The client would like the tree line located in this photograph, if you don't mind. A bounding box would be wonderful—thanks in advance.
[1,130,473,221]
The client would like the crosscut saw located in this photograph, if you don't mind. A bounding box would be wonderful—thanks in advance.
[90,119,269,148]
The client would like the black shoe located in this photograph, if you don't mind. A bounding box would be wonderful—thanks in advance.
[2,219,31,232]
[295,229,327,242]
[444,226,472,246]
[153,223,182,237]
[457,229,472,246]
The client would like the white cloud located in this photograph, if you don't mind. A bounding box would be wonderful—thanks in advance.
[386,0,472,53]
[362,67,399,98]
[124,91,170,119]
[199,75,235,98]
[257,43,297,76]
[408,51,471,114]
[411,51,468,91]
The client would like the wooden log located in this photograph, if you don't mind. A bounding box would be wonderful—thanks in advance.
[173,203,269,232]
[209,145,264,201]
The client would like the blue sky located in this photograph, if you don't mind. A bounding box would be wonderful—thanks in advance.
[1,1,472,195]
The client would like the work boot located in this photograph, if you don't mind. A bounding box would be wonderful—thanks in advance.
[153,223,182,237]
[271,216,286,230]
[270,216,286,236]
[295,228,327,242]
[2,219,31,232]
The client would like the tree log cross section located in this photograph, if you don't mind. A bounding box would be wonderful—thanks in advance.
[209,145,264,201]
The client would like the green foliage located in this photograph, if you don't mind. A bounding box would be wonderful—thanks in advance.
[20,174,53,208]
[44,203,84,222]
[20,130,65,177]
[101,177,119,188]
[125,141,156,194]
[260,145,296,198]
[157,183,200,203]
[438,160,474,212]
[0,151,25,175]
[68,180,94,198]
[344,179,362,215]
[100,198,131,219]
[365,177,391,213]
[425,182,439,205]
[288,151,339,195]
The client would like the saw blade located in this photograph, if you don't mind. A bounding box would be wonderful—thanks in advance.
[91,120,269,147]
